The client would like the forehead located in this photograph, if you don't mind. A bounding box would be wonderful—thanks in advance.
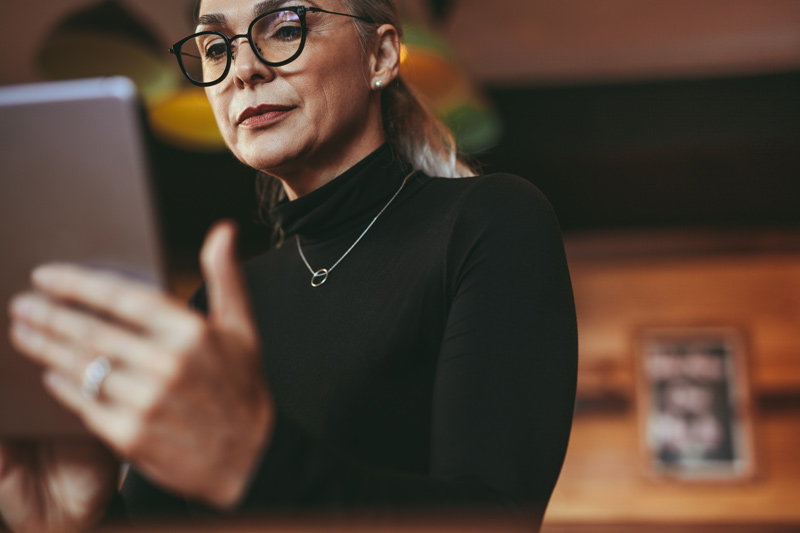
[198,0,346,17]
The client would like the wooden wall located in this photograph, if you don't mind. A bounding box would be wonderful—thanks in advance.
[544,230,800,525]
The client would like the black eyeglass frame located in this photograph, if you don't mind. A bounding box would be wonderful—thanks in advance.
[170,6,372,87]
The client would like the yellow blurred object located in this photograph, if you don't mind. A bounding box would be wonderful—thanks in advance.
[400,48,468,110]
[400,43,409,65]
[37,29,179,105]
[148,89,227,152]
[399,21,502,152]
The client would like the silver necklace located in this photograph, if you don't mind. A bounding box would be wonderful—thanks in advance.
[296,170,415,287]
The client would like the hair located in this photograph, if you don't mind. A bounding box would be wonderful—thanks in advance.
[194,0,475,242]
[339,0,474,179]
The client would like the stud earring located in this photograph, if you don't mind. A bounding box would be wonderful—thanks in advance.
[374,80,383,89]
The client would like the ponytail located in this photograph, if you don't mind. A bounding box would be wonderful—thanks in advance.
[348,0,474,178]
[382,76,474,178]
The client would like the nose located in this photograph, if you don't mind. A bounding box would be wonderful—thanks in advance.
[231,36,275,87]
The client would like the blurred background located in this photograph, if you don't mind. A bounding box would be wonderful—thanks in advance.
[1,0,799,530]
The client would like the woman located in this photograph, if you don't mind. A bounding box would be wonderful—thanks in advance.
[1,0,577,531]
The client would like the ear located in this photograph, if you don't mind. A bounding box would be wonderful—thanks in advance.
[368,24,401,89]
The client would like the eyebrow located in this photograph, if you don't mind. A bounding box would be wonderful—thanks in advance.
[196,12,228,29]
[253,0,296,18]
[196,0,302,30]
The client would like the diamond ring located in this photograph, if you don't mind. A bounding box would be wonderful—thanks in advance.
[81,356,111,400]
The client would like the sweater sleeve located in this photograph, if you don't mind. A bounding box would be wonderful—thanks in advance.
[430,175,578,505]
[123,176,578,520]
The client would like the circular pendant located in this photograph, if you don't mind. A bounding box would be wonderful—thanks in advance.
[311,269,329,287]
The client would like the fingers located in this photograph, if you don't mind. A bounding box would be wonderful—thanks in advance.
[42,371,103,421]
[200,220,258,347]
[41,371,138,455]
[8,321,156,408]
[9,320,83,376]
[28,264,196,338]
[8,293,153,369]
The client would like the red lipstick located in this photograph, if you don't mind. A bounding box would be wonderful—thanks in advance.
[237,104,294,127]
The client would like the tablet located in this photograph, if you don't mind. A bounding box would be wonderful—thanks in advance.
[0,77,166,437]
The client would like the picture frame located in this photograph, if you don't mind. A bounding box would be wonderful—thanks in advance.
[635,327,756,481]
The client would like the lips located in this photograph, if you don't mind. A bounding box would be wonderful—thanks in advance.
[237,104,295,126]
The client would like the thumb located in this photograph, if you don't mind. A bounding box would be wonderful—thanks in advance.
[200,219,257,345]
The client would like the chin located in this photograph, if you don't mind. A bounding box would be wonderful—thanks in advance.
[230,133,310,174]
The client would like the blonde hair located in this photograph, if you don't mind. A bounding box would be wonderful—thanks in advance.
[341,0,474,178]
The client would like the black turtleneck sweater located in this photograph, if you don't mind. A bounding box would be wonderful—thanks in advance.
[120,145,578,519]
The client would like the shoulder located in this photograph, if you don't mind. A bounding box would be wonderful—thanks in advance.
[427,172,543,197]
[425,173,555,216]
[427,174,568,275]
[422,173,560,232]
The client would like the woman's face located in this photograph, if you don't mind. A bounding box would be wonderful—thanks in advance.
[198,0,383,191]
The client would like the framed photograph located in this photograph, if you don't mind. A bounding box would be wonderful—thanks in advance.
[635,327,756,481]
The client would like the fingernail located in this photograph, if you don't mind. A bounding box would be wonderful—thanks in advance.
[32,266,62,288]
[11,296,41,319]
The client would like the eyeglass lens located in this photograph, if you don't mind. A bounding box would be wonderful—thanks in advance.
[179,9,303,85]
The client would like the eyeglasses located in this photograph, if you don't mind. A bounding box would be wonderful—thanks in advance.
[170,6,371,87]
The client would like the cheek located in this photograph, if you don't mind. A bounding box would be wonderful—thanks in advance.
[205,87,229,131]
[306,56,370,124]
[205,86,240,151]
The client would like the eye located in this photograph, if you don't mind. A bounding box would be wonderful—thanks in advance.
[253,9,303,43]
[203,40,228,62]
[270,24,302,42]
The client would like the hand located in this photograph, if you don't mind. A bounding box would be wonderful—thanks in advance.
[0,439,118,533]
[6,220,274,509]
